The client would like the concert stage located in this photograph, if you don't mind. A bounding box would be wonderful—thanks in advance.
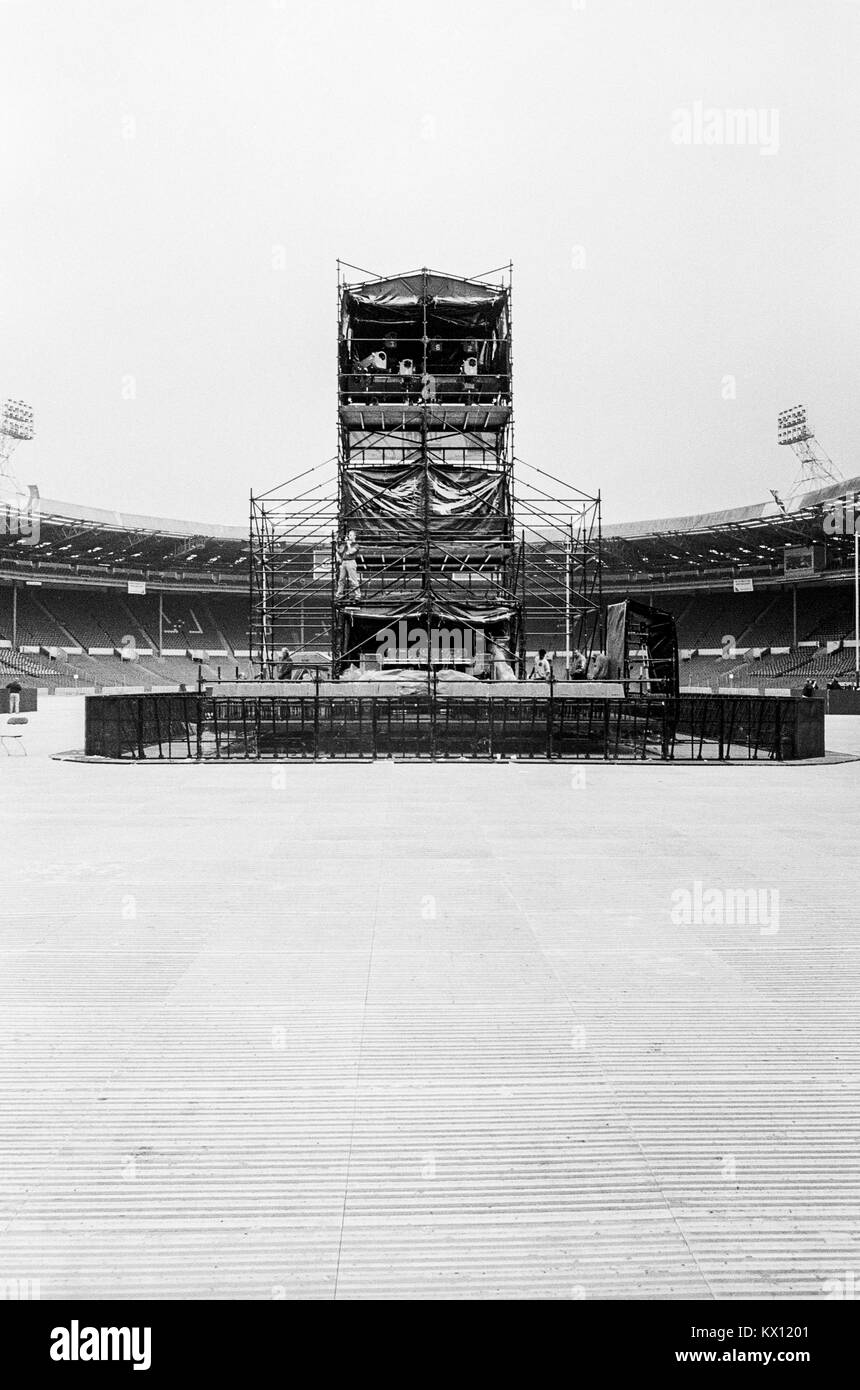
[211,679,627,699]
[82,688,824,762]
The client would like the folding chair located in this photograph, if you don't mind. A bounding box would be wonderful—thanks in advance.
[1,715,28,755]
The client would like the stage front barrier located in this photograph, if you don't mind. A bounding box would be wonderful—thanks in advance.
[83,688,824,762]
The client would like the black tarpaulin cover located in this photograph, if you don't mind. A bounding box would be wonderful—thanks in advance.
[605,599,678,691]
[342,464,507,538]
[342,273,508,335]
[344,593,515,629]
[604,602,627,680]
[345,273,505,311]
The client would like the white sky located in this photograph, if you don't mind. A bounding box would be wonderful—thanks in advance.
[1,0,858,525]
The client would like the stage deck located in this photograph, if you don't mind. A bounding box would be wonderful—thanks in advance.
[210,679,627,700]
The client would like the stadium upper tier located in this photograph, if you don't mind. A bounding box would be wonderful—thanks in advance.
[2,473,858,589]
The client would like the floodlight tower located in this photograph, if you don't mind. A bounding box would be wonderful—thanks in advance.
[0,399,35,474]
[777,404,842,498]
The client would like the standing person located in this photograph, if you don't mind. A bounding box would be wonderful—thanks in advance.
[276,647,293,681]
[529,649,552,681]
[570,648,587,679]
[335,529,362,603]
[6,679,22,714]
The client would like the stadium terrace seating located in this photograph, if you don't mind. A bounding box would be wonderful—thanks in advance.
[113,595,160,649]
[1,574,858,691]
[733,590,852,648]
[33,589,126,649]
[784,647,859,686]
[680,654,756,687]
[681,643,860,692]
[672,593,770,649]
[206,596,250,652]
[797,592,856,643]
[0,582,251,688]
[0,588,70,649]
[746,651,805,681]
[737,595,796,648]
[670,588,856,652]
[0,647,78,686]
[665,586,859,689]
[158,597,225,651]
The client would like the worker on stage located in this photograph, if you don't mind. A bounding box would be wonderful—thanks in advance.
[529,648,553,681]
[335,528,362,603]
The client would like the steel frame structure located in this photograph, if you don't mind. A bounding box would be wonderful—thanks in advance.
[333,263,521,673]
[249,461,339,675]
[249,265,603,679]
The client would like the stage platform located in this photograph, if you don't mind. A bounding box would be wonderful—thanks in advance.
[211,679,627,700]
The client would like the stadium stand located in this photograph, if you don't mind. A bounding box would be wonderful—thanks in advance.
[206,595,251,653]
[797,591,857,643]
[672,593,764,649]
[745,651,803,682]
[0,646,76,686]
[736,594,796,648]
[1,476,859,690]
[36,589,125,650]
[680,653,754,687]
[782,647,859,686]
[0,587,68,649]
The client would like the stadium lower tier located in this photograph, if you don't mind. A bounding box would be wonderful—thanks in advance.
[0,581,857,690]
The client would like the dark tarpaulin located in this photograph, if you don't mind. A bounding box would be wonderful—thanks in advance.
[427,595,515,627]
[345,273,506,311]
[343,465,421,530]
[605,602,627,679]
[341,599,514,671]
[344,592,515,628]
[605,599,679,693]
[341,464,507,538]
[343,273,508,335]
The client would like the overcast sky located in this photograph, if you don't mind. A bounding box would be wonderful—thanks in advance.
[1,0,858,526]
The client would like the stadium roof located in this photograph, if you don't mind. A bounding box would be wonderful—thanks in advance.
[604,474,858,539]
[600,474,860,583]
[0,495,247,584]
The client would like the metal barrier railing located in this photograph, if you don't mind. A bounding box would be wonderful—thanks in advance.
[83,690,815,762]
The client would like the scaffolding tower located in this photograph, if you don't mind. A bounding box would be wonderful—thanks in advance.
[250,265,602,678]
